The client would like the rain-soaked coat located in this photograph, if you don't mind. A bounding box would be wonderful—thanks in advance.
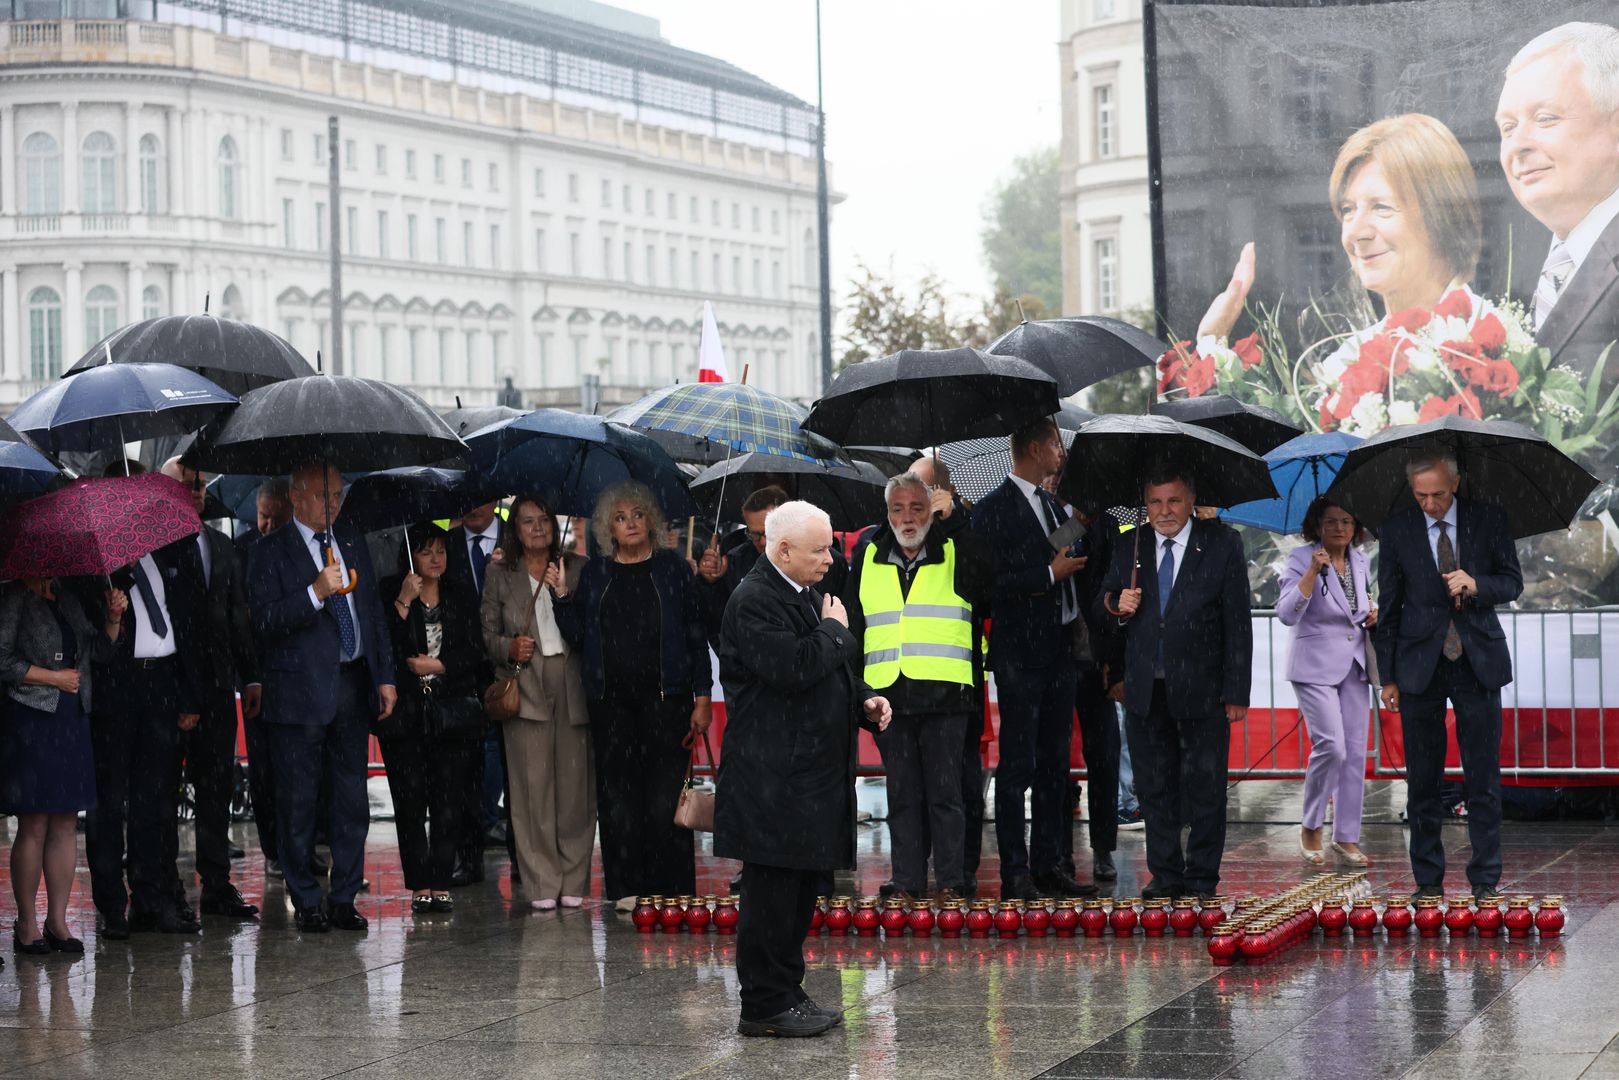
[714,558,876,871]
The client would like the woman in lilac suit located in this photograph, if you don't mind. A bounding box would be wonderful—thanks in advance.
[1278,497,1378,867]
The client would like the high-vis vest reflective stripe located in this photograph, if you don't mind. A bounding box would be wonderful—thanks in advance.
[860,538,974,689]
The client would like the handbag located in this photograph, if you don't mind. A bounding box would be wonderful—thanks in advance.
[483,582,539,722]
[425,688,487,741]
[673,729,716,832]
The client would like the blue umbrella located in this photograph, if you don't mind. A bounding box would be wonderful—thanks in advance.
[0,418,64,498]
[9,362,237,458]
[338,467,498,534]
[467,409,698,520]
[1219,431,1363,534]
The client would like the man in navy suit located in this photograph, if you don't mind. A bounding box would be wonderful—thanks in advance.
[1375,455,1522,897]
[247,462,396,933]
[1100,469,1251,901]
[970,418,1093,900]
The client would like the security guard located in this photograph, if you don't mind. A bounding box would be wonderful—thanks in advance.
[845,470,991,905]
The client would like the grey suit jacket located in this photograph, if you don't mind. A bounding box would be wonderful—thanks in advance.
[1538,211,1619,403]
[480,553,588,726]
[0,581,113,714]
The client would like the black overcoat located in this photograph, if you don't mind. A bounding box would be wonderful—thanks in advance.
[714,558,875,872]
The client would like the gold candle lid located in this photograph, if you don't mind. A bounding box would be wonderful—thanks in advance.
[883,898,905,909]
[1055,899,1076,910]
[856,898,878,909]
[1082,897,1105,909]
[970,899,991,910]
[941,898,964,910]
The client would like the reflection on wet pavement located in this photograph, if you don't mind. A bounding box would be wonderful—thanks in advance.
[1,780,1616,1079]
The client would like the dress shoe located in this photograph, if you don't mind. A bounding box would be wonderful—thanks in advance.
[877,882,920,904]
[1093,854,1118,882]
[933,887,965,907]
[559,895,583,908]
[613,895,639,914]
[265,859,283,879]
[43,926,85,954]
[326,902,368,931]
[1331,842,1369,867]
[97,912,130,941]
[159,906,201,935]
[737,1000,835,1038]
[1034,871,1099,899]
[1116,808,1145,830]
[1414,884,1445,899]
[450,859,483,887]
[430,892,454,913]
[1000,874,1040,902]
[228,843,246,860]
[200,884,260,918]
[532,898,558,912]
[411,894,434,914]
[13,923,49,956]
[1141,880,1182,902]
[481,825,508,849]
[294,907,330,934]
[800,995,844,1026]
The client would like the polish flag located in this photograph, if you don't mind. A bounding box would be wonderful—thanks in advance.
[697,301,729,383]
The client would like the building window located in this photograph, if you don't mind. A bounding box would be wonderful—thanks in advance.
[142,284,163,321]
[378,325,392,378]
[279,128,293,161]
[751,206,761,232]
[772,260,782,296]
[315,202,327,251]
[313,132,324,164]
[28,286,62,381]
[712,253,722,289]
[689,196,699,223]
[645,244,656,285]
[217,136,240,220]
[731,203,741,229]
[803,228,816,280]
[645,189,655,215]
[464,331,478,378]
[407,214,419,260]
[138,134,162,214]
[433,154,445,183]
[405,149,417,179]
[690,251,699,287]
[1294,217,1339,296]
[711,200,721,226]
[283,198,296,249]
[489,224,501,269]
[377,210,390,259]
[752,258,762,295]
[461,158,473,188]
[80,131,117,214]
[668,247,678,287]
[623,241,633,283]
[600,179,612,208]
[622,184,632,212]
[1291,65,1333,141]
[771,209,780,235]
[667,192,676,218]
[533,167,545,197]
[343,139,356,171]
[435,218,447,262]
[1093,236,1119,312]
[534,228,547,271]
[569,232,580,274]
[732,256,741,292]
[488,162,499,191]
[346,206,359,255]
[437,328,451,383]
[1093,0,1116,18]
[491,333,503,378]
[1093,84,1116,160]
[602,237,613,278]
[375,144,387,175]
[567,172,579,202]
[408,327,421,382]
[84,285,119,347]
[463,221,475,266]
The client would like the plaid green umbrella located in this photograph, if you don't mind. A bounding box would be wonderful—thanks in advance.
[608,382,838,465]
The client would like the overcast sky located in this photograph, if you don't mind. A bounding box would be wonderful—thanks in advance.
[614,0,1062,305]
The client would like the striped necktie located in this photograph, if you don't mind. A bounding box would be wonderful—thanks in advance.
[1533,242,1575,332]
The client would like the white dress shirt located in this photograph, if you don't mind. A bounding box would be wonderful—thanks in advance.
[771,558,809,597]
[1154,516,1195,591]
[1557,183,1619,272]
[130,552,177,659]
[293,517,364,659]
[195,531,212,589]
[1426,500,1460,569]
[527,574,567,657]
[1007,471,1077,624]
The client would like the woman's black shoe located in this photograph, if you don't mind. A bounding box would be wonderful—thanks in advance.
[13,923,49,956]
[430,893,454,913]
[411,895,433,914]
[43,927,84,954]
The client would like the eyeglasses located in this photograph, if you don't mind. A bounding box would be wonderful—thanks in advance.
[746,529,766,542]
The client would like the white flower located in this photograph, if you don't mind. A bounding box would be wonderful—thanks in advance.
[1406,346,1440,372]
[1388,399,1419,425]
[1346,394,1388,435]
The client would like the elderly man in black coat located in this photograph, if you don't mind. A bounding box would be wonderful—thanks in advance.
[716,500,892,1039]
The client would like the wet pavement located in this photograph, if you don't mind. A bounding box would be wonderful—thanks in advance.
[1,779,1617,1079]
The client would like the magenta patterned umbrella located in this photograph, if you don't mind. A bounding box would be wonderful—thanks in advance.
[0,474,202,580]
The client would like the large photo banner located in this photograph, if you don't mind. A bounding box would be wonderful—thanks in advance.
[1147,0,1619,605]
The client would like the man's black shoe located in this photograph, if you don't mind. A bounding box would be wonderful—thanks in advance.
[1033,871,1099,899]
[294,907,329,934]
[1141,880,1182,902]
[200,884,259,918]
[228,844,246,860]
[97,912,130,941]
[1000,874,1040,902]
[737,1001,835,1038]
[327,903,368,931]
[450,858,483,887]
[159,907,201,935]
[1093,854,1118,882]
[1415,884,1445,899]
[800,995,844,1026]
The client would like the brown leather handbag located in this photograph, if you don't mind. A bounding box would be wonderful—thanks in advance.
[673,729,716,832]
[483,588,537,722]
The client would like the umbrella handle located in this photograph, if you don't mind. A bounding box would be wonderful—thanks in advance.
[326,546,358,596]
[1102,514,1144,618]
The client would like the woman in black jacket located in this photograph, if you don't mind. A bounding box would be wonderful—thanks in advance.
[382,525,485,915]
[554,481,710,910]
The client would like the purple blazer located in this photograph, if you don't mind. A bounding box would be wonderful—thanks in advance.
[1277,543,1372,686]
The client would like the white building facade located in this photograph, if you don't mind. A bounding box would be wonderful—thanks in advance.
[1058,0,1152,325]
[0,0,832,411]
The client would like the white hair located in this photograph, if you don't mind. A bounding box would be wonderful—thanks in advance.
[1507,22,1619,114]
[1405,454,1460,482]
[763,500,830,549]
[884,470,929,504]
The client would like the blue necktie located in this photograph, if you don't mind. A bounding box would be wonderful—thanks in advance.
[470,535,489,593]
[1156,538,1175,673]
[130,558,168,638]
[314,532,357,659]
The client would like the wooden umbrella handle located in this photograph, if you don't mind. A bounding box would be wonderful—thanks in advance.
[325,545,358,596]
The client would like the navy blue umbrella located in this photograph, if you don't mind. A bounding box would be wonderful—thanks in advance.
[1220,431,1363,534]
[467,409,697,520]
[338,467,498,534]
[0,418,64,498]
[9,362,237,458]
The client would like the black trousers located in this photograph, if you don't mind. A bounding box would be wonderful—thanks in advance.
[243,712,278,864]
[992,662,1078,883]
[737,862,821,1021]
[1401,655,1503,892]
[1074,663,1120,857]
[380,732,475,892]
[589,693,695,901]
[178,690,241,891]
[87,658,182,919]
[1125,680,1230,896]
[961,709,985,889]
[875,710,968,894]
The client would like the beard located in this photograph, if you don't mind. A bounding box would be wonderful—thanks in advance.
[892,517,933,551]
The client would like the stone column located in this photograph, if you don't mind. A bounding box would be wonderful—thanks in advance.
[0,106,16,217]
[124,102,141,215]
[127,262,146,323]
[1,265,19,382]
[62,261,84,369]
[166,106,182,216]
[61,103,79,216]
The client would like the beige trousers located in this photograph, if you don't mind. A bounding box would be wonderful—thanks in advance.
[504,654,595,900]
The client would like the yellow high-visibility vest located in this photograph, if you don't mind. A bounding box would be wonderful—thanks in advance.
[859,538,974,689]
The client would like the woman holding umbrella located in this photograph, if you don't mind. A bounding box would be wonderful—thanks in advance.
[554,481,711,911]
[1277,497,1378,867]
[0,578,128,954]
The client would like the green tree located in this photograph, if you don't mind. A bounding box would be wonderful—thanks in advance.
[837,266,1045,371]
[980,147,1062,313]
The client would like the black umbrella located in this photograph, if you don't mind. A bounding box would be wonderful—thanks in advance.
[690,453,887,532]
[987,316,1165,397]
[338,467,498,534]
[1151,394,1303,454]
[937,428,1081,504]
[1056,414,1278,512]
[442,403,525,439]
[184,375,465,475]
[842,445,921,478]
[802,347,1059,447]
[1324,415,1599,538]
[65,315,315,397]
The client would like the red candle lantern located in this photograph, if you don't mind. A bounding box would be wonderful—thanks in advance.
[1444,896,1475,936]
[685,896,712,933]
[937,899,966,938]
[809,896,827,934]
[1197,896,1227,935]
[659,897,687,932]
[1535,897,1565,938]
[1348,897,1378,938]
[965,900,994,938]
[1381,896,1413,936]
[825,897,852,936]
[1168,899,1199,937]
[993,901,1023,939]
[1240,921,1274,963]
[713,896,740,934]
[1051,899,1079,937]
[908,903,936,937]
[1319,898,1348,937]
[1413,897,1444,937]
[632,896,659,933]
[1110,898,1139,936]
[1207,925,1242,965]
[1023,899,1052,938]
[852,898,881,937]
[1078,898,1108,938]
[1472,895,1503,937]
[1140,899,1170,937]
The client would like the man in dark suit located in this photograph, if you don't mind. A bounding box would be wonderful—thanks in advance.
[716,501,891,1038]
[969,418,1092,901]
[161,458,262,919]
[237,477,291,875]
[247,462,396,933]
[1099,468,1251,901]
[1376,455,1522,897]
[1066,501,1125,884]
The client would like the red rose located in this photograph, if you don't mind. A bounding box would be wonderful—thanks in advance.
[1359,333,1411,375]
[1479,359,1520,397]
[1184,356,1217,397]
[1319,398,1336,430]
[1386,307,1432,332]
[1157,342,1193,393]
[1233,331,1263,369]
[1472,312,1507,356]
[1340,358,1391,400]
[1417,395,1452,423]
[1434,290,1472,319]
[1419,390,1482,422]
[1440,340,1489,385]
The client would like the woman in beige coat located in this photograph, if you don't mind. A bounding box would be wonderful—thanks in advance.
[481,494,593,911]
